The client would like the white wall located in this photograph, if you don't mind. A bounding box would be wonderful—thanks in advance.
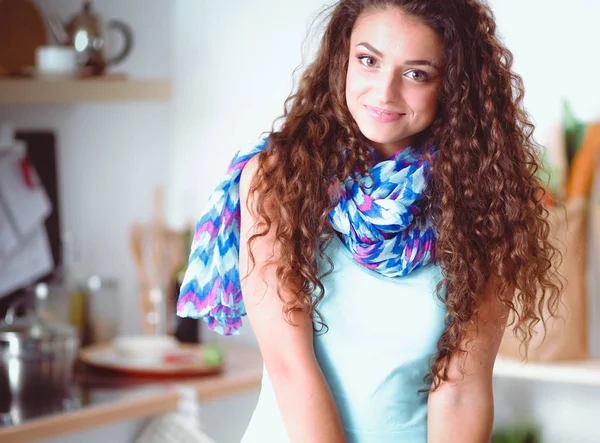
[167,0,329,226]
[490,0,600,135]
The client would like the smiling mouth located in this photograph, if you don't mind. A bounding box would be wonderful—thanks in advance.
[365,105,405,122]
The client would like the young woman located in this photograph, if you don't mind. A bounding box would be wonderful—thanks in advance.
[178,1,562,442]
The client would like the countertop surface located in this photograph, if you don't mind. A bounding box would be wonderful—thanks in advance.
[0,343,263,443]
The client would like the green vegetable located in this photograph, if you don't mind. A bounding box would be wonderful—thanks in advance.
[203,343,225,366]
[563,98,589,165]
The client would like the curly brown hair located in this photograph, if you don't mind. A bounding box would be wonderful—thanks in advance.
[245,0,563,391]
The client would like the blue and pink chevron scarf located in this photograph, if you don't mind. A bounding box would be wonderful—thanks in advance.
[177,137,438,335]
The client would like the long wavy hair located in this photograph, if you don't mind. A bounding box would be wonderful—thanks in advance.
[246,0,563,390]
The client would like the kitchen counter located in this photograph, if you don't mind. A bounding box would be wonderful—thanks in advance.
[0,344,263,443]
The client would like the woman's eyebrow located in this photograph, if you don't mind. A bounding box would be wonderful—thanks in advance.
[404,59,440,71]
[356,42,384,57]
[355,42,440,70]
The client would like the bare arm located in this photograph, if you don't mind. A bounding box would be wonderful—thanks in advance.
[239,156,346,443]
[427,275,514,443]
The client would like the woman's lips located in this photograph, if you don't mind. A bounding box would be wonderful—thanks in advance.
[365,105,405,123]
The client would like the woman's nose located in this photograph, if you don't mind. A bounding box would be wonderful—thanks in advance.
[377,69,403,104]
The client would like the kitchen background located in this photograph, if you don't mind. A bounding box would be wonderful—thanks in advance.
[0,0,599,443]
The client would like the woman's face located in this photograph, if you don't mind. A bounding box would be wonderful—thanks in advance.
[345,7,444,159]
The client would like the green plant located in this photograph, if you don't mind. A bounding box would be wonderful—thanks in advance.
[491,421,541,443]
[563,99,589,165]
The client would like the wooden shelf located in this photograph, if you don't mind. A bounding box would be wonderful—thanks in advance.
[494,356,600,386]
[0,344,262,443]
[0,76,172,104]
[0,390,179,443]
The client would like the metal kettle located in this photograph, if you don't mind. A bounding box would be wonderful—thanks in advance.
[0,285,79,425]
[49,0,133,75]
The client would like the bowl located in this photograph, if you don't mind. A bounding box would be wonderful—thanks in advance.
[112,334,178,363]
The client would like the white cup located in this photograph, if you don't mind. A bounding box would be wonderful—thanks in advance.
[35,45,78,76]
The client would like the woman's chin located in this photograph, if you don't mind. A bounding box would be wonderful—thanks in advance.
[358,130,411,152]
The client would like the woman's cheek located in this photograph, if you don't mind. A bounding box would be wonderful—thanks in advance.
[415,86,440,116]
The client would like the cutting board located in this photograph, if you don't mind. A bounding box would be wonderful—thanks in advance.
[0,0,48,75]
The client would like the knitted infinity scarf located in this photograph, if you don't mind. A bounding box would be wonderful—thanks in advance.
[177,137,438,335]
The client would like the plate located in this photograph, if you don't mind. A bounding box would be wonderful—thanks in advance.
[79,342,225,377]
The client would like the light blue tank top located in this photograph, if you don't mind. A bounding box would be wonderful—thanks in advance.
[241,234,447,443]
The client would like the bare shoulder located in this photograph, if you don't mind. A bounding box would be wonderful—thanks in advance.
[239,155,261,198]
[239,149,279,215]
[238,152,277,263]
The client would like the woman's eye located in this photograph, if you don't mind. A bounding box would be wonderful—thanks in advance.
[406,70,429,82]
[358,55,377,68]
